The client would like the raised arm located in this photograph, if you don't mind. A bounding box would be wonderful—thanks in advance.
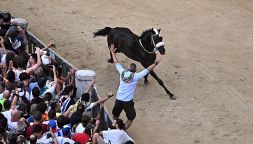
[110,45,119,65]
[52,65,58,85]
[0,36,7,54]
[17,26,28,46]
[40,41,56,51]
[26,47,42,73]
[93,91,114,107]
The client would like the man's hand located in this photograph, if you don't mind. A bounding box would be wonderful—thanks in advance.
[107,91,114,98]
[155,54,162,63]
[47,41,56,48]
[52,65,56,72]
[91,78,96,84]
[69,68,76,76]
[110,45,115,54]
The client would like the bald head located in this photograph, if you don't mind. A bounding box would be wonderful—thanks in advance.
[3,90,10,99]
[11,110,22,122]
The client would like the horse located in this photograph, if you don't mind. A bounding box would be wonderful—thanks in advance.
[94,27,176,100]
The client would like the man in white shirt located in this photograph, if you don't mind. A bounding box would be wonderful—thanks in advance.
[93,118,134,144]
[109,45,162,130]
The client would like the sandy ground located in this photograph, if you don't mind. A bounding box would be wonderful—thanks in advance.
[1,0,253,143]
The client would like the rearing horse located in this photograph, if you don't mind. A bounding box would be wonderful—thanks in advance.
[94,27,176,100]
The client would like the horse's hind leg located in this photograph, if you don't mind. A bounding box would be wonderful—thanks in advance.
[149,70,176,100]
[107,43,114,63]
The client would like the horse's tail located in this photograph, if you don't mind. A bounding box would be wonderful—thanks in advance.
[93,27,112,38]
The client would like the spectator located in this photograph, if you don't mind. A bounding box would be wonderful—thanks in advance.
[26,110,49,139]
[30,87,42,105]
[92,118,134,144]
[43,108,56,126]
[109,46,162,130]
[16,135,27,144]
[72,125,92,144]
[36,102,48,121]
[26,47,42,76]
[7,132,17,144]
[42,65,58,97]
[12,56,26,81]
[57,124,75,144]
[0,81,5,99]
[74,114,91,133]
[18,72,31,101]
[0,13,11,32]
[0,113,8,141]
[5,70,17,91]
[0,90,10,111]
[60,85,76,114]
[37,77,48,96]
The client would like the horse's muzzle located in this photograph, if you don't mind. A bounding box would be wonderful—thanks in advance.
[158,46,165,55]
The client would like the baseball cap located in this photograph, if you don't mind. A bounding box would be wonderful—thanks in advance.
[121,71,134,83]
[48,120,57,133]
[62,124,71,136]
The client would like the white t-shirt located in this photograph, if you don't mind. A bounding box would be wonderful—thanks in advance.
[18,91,32,101]
[2,110,11,122]
[115,63,149,101]
[0,93,3,99]
[2,110,18,130]
[75,123,85,133]
[13,69,26,81]
[102,129,134,144]
[56,137,75,144]
[1,54,6,65]
[36,135,75,144]
[42,81,56,96]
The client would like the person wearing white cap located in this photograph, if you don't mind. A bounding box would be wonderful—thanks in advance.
[109,45,162,130]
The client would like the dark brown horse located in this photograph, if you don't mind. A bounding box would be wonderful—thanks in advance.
[94,27,176,100]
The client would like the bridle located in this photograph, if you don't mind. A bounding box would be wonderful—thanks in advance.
[139,29,165,54]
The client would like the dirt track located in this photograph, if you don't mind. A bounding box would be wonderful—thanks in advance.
[1,0,253,143]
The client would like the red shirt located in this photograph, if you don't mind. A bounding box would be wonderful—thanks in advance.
[72,133,90,144]
[26,124,49,139]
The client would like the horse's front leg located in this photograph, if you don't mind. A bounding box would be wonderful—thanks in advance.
[144,74,149,84]
[141,63,149,84]
[149,70,176,100]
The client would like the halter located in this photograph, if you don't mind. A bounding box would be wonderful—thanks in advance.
[139,31,165,54]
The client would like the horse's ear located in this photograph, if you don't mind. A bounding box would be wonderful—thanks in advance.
[158,28,161,33]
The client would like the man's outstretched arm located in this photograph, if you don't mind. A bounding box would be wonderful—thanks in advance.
[110,44,119,65]
[146,54,162,72]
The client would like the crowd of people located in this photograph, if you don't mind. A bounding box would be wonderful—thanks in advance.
[0,12,163,144]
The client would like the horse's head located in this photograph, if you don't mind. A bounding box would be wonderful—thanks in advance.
[139,28,165,55]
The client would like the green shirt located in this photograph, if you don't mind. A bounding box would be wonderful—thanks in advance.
[0,98,6,112]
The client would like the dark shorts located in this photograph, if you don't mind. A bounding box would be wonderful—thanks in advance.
[112,99,136,121]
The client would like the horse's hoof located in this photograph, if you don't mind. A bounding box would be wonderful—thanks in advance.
[107,59,113,63]
[169,94,176,100]
[144,80,149,85]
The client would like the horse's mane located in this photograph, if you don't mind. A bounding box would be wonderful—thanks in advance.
[140,29,154,39]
